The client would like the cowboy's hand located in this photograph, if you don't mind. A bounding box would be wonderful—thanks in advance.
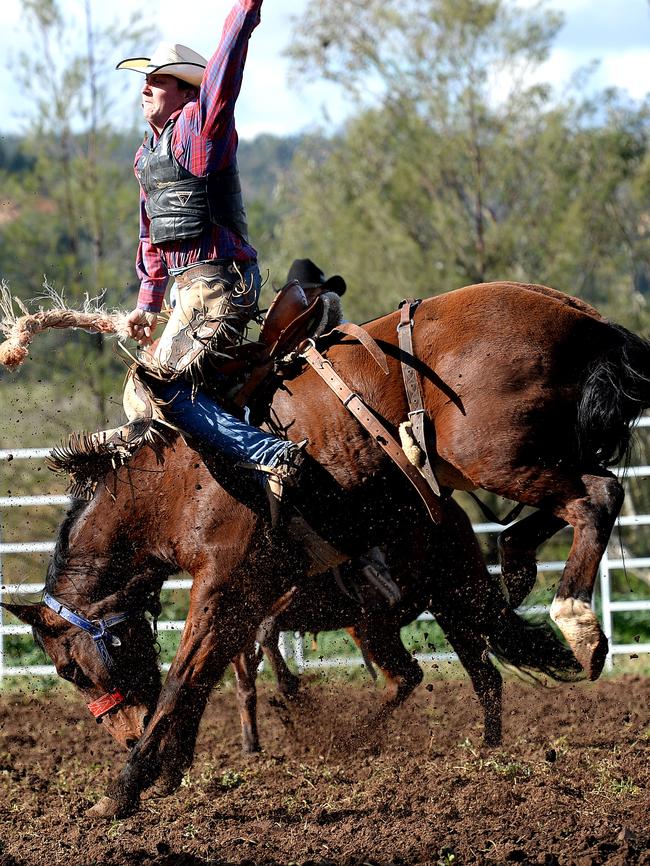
[126,308,158,346]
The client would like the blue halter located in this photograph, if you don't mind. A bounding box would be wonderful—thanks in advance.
[42,591,131,675]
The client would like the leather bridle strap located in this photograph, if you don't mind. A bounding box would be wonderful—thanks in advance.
[42,591,130,719]
[397,299,441,497]
[300,341,442,523]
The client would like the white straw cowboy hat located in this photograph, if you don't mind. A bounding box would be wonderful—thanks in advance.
[116,42,208,87]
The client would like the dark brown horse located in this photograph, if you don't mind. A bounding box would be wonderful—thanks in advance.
[6,281,648,818]
[234,493,581,756]
[6,435,579,792]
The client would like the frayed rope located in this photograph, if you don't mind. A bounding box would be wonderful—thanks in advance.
[0,280,131,370]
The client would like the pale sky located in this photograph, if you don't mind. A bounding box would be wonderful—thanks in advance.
[0,0,649,140]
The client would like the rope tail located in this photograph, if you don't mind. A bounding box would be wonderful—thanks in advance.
[0,281,131,370]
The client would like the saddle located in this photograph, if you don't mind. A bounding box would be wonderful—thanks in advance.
[190,279,346,419]
[260,280,343,356]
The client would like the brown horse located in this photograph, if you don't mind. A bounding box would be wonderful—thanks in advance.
[5,435,579,789]
[263,280,647,679]
[6,281,648,817]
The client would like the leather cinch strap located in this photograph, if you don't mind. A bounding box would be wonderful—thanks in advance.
[398,299,440,497]
[300,341,442,523]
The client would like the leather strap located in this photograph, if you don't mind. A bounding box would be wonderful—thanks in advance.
[300,342,442,523]
[397,299,441,497]
[87,690,126,719]
[326,322,389,375]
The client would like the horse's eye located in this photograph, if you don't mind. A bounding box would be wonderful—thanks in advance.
[59,662,76,683]
[59,662,93,690]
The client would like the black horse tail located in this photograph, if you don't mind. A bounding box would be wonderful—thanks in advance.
[577,322,650,467]
[486,608,584,682]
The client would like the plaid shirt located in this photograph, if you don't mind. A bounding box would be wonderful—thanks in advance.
[135,0,261,312]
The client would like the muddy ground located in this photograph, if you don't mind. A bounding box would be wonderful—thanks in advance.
[0,674,648,866]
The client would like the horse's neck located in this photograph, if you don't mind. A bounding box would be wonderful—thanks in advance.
[52,492,132,610]
[66,445,183,607]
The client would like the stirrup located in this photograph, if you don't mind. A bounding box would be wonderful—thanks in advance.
[239,439,308,526]
[359,547,402,606]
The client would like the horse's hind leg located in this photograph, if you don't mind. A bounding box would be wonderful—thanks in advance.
[232,641,263,754]
[498,511,567,608]
[549,471,624,680]
[258,616,301,699]
[432,609,502,746]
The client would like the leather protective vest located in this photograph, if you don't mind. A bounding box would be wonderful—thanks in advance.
[137,121,249,246]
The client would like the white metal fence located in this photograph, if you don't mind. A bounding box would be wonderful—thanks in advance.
[1,421,649,679]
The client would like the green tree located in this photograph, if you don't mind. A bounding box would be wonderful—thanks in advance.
[277,0,650,330]
[275,0,650,563]
[0,0,153,427]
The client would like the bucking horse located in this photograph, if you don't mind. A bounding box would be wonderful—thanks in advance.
[2,279,648,818]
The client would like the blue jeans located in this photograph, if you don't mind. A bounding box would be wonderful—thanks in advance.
[153,378,291,469]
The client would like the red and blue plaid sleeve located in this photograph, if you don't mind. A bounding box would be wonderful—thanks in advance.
[133,1,261,304]
[171,0,263,175]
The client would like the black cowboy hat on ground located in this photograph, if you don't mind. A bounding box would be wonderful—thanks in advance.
[286,259,346,297]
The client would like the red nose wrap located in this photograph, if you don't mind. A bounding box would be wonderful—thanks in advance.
[87,690,125,719]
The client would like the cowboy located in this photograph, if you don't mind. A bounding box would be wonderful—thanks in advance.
[115,0,304,489]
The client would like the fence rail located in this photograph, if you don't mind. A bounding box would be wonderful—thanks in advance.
[1,418,649,678]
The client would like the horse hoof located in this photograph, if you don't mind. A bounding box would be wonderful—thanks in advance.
[279,677,300,699]
[569,633,608,680]
[86,795,136,819]
[586,633,609,681]
[550,597,608,679]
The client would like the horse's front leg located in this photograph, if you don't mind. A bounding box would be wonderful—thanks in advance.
[88,574,284,817]
[549,471,624,680]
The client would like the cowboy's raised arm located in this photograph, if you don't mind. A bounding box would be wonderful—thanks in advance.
[175,0,263,150]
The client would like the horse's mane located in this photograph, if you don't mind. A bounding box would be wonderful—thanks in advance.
[44,497,90,593]
[47,428,169,500]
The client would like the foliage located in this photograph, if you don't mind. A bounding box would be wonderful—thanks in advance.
[0,0,154,426]
[274,0,650,328]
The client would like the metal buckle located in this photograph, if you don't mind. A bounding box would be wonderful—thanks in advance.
[343,392,360,407]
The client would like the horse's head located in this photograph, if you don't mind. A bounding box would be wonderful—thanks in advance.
[3,595,162,749]
[4,475,169,749]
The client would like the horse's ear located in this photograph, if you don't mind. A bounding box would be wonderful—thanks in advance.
[1,601,48,628]
[1,602,64,634]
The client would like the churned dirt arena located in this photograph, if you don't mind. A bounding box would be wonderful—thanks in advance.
[0,675,648,866]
